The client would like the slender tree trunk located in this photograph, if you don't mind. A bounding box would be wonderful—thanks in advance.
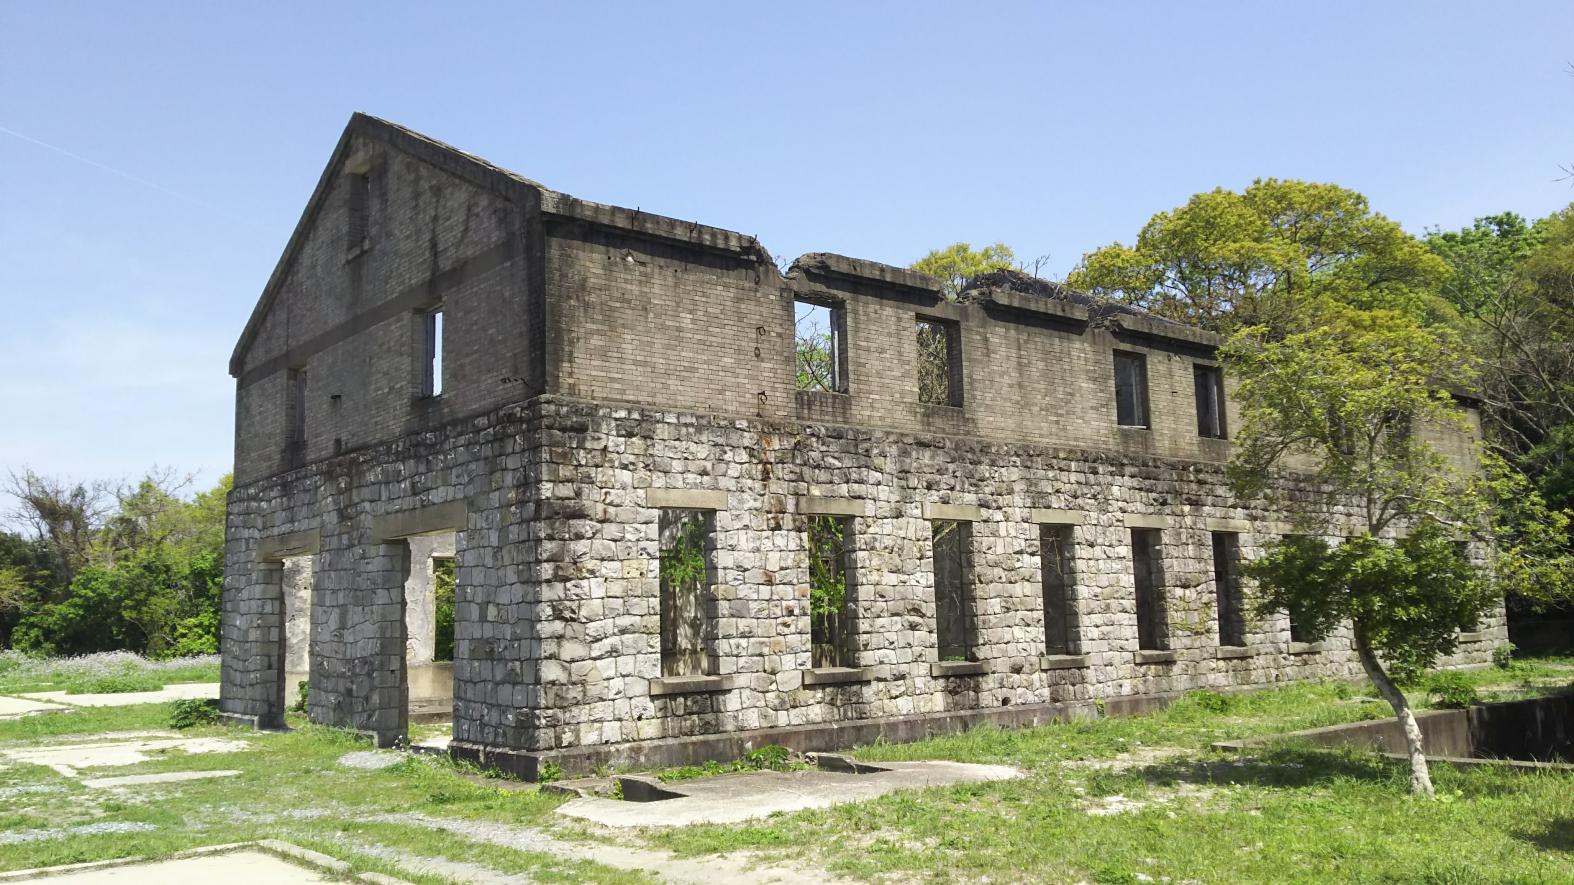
[1353,625,1434,797]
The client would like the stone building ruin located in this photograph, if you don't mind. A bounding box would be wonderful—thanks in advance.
[220,114,1504,776]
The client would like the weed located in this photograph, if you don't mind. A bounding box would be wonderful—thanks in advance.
[1426,671,1480,709]
[167,698,219,729]
[538,760,563,784]
[1492,643,1517,670]
[65,673,165,695]
[290,679,309,713]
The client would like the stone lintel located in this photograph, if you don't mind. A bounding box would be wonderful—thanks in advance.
[796,496,870,518]
[801,667,873,686]
[1040,654,1090,671]
[646,488,729,511]
[1215,646,1254,660]
[1134,649,1178,665]
[1287,641,1327,655]
[930,660,988,677]
[1457,631,1491,643]
[1204,518,1253,533]
[923,502,983,522]
[649,674,735,696]
[371,500,467,541]
[1123,513,1171,530]
[1031,508,1087,526]
[1264,521,1297,536]
[256,530,321,561]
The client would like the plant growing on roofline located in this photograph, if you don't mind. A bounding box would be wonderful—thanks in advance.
[1222,299,1574,797]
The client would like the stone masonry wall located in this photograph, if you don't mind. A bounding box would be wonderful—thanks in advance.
[527,396,1506,753]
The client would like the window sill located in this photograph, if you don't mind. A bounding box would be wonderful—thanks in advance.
[1040,654,1090,671]
[930,661,987,677]
[1134,650,1177,665]
[649,675,734,696]
[802,666,873,686]
[1287,641,1326,655]
[1117,424,1151,432]
[1457,631,1490,643]
[1215,646,1254,660]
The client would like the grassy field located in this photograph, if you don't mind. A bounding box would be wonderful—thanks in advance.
[0,656,1569,883]
[0,651,221,695]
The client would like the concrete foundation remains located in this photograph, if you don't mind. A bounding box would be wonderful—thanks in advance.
[220,114,1505,773]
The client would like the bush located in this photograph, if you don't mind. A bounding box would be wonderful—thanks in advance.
[290,679,309,713]
[168,698,219,729]
[1426,671,1480,709]
[1183,689,1236,714]
[1492,643,1517,670]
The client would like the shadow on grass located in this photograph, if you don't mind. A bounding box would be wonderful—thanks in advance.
[1125,746,1403,790]
[1515,816,1574,854]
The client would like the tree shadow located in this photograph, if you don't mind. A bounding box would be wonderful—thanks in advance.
[1515,817,1574,854]
[1127,745,1402,790]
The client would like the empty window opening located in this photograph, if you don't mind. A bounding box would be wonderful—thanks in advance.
[1194,364,1227,439]
[1114,351,1149,428]
[1041,524,1078,655]
[1287,604,1313,643]
[347,170,370,251]
[1212,532,1246,647]
[660,509,716,677]
[932,519,975,661]
[1131,528,1168,651]
[432,556,455,663]
[422,307,444,397]
[917,316,962,406]
[795,299,847,393]
[402,533,457,722]
[285,367,307,467]
[807,515,854,668]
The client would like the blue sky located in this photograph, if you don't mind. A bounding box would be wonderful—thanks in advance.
[1,2,1571,491]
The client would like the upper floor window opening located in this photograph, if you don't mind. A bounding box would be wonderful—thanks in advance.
[422,307,444,398]
[795,298,847,393]
[345,168,371,256]
[1194,363,1227,439]
[917,316,962,407]
[1114,351,1150,428]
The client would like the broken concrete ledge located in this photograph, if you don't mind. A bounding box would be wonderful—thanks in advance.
[0,840,413,884]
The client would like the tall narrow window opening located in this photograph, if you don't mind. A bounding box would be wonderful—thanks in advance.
[1114,351,1150,428]
[807,515,854,668]
[795,299,847,393]
[916,316,962,406]
[346,170,370,253]
[659,509,715,677]
[1194,364,1226,438]
[286,367,307,467]
[422,307,444,397]
[1211,532,1246,647]
[1131,528,1168,650]
[1041,524,1077,655]
[931,519,974,660]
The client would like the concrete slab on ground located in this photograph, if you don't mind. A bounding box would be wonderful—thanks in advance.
[0,696,71,718]
[80,770,241,789]
[557,759,1023,827]
[17,682,218,708]
[0,736,248,777]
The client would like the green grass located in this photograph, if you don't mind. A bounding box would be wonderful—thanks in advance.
[646,664,1574,884]
[63,673,167,695]
[0,651,221,696]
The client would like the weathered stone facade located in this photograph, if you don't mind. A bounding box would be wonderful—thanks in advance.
[221,114,1504,774]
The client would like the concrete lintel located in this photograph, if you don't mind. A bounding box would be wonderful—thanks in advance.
[1134,649,1178,665]
[923,502,983,522]
[1287,641,1327,655]
[796,496,870,518]
[1204,518,1253,533]
[801,666,873,686]
[1457,631,1491,643]
[1123,513,1171,530]
[1031,508,1086,526]
[649,674,735,696]
[930,660,988,677]
[646,488,729,511]
[371,500,466,541]
[1215,646,1254,659]
[1040,654,1090,671]
[256,530,320,561]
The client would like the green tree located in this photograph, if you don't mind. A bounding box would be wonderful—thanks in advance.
[1069,179,1453,335]
[911,242,1017,298]
[1224,300,1573,796]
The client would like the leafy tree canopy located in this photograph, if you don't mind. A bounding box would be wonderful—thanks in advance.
[1069,179,1454,335]
[911,242,1016,298]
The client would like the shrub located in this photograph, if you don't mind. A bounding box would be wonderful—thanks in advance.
[1492,643,1517,670]
[168,698,219,729]
[1426,671,1480,709]
[743,744,792,771]
[290,679,309,713]
[538,760,563,783]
